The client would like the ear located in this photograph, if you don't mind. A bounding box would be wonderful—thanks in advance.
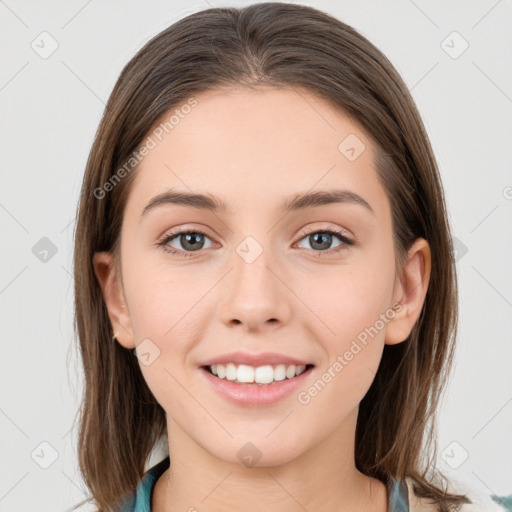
[92,251,136,349]
[385,238,431,345]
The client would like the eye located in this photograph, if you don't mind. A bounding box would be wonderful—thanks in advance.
[157,229,215,257]
[157,226,354,258]
[295,228,354,255]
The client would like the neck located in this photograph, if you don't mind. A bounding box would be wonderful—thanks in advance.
[153,408,388,512]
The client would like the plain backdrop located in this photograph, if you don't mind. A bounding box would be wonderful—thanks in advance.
[0,1,511,511]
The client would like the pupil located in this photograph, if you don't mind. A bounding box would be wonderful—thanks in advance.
[182,233,203,251]
[311,232,331,250]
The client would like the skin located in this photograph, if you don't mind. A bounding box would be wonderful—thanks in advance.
[93,85,431,512]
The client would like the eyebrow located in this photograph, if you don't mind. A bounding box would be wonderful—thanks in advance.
[140,187,375,218]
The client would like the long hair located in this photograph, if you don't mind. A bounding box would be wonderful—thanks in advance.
[71,3,469,510]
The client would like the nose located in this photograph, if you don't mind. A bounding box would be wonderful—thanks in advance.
[217,245,292,333]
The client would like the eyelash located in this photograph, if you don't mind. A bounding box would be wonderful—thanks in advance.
[157,227,354,258]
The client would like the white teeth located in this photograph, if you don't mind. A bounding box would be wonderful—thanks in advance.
[225,363,237,381]
[295,365,306,376]
[274,364,286,381]
[237,364,254,383]
[207,363,309,384]
[285,365,296,379]
[254,365,274,384]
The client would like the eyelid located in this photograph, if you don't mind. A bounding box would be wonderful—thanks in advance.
[157,222,355,257]
[296,223,353,240]
[294,226,355,254]
[158,223,352,242]
[158,223,215,240]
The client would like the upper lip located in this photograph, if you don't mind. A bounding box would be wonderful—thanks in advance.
[199,351,314,368]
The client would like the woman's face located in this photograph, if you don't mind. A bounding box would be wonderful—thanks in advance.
[96,85,426,467]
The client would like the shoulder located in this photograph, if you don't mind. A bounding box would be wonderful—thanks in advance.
[404,476,509,512]
[115,456,171,512]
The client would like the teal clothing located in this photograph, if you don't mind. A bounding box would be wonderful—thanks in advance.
[117,456,170,512]
[117,456,409,511]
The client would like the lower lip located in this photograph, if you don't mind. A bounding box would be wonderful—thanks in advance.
[199,366,314,407]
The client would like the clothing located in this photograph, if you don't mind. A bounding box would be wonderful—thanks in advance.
[117,456,169,512]
[117,455,506,512]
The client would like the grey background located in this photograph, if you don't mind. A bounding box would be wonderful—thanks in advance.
[0,1,511,511]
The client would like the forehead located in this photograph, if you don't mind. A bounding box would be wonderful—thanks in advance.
[125,86,388,220]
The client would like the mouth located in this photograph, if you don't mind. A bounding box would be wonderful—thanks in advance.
[201,363,315,386]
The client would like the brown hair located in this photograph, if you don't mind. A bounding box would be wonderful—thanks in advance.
[72,2,469,510]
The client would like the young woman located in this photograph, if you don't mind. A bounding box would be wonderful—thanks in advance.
[71,3,506,511]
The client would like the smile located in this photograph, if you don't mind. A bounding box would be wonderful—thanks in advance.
[200,363,315,407]
[206,363,311,385]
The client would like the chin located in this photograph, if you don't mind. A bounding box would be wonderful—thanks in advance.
[204,432,310,468]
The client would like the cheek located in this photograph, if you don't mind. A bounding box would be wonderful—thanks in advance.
[295,268,393,418]
[302,248,396,389]
[313,268,394,344]
[122,248,207,340]
[122,257,213,402]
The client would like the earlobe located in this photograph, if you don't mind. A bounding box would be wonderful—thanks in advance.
[92,251,136,349]
[385,238,431,346]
